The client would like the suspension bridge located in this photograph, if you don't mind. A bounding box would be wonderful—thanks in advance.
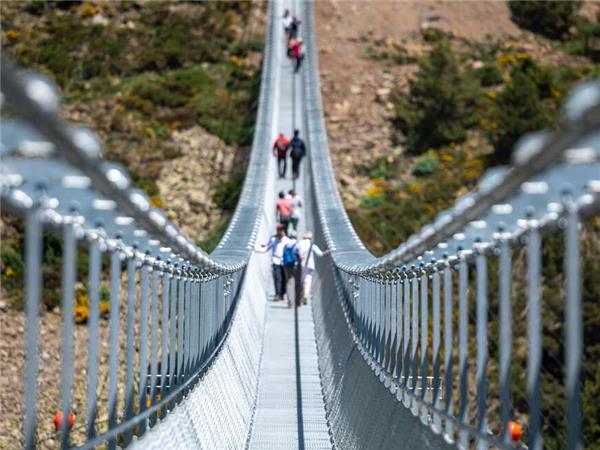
[1,1,599,449]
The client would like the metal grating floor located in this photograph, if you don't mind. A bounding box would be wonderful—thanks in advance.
[248,2,330,445]
[247,301,331,450]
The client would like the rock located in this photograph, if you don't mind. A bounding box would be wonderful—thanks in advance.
[376,88,391,102]
[472,60,485,70]
[189,191,208,207]
[350,85,361,95]
[91,14,109,26]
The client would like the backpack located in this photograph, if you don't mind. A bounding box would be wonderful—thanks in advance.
[283,243,299,267]
[290,138,305,159]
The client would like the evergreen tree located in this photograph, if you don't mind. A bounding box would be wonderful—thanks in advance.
[509,0,582,40]
[490,64,550,164]
[395,42,478,155]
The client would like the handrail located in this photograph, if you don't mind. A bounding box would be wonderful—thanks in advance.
[0,2,278,448]
[0,0,278,274]
[301,1,600,450]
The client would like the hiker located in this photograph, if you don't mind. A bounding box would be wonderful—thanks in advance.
[297,231,329,305]
[286,189,302,231]
[289,129,306,179]
[273,133,289,178]
[287,37,297,60]
[255,223,293,302]
[276,191,293,234]
[290,38,304,73]
[283,230,302,308]
[282,9,293,37]
[289,16,301,39]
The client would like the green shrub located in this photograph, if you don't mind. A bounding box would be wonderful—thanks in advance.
[394,42,479,155]
[360,195,385,209]
[369,159,389,179]
[508,0,582,40]
[213,168,246,212]
[421,28,454,43]
[412,152,439,177]
[572,13,600,61]
[196,217,230,253]
[475,63,504,86]
[488,62,551,164]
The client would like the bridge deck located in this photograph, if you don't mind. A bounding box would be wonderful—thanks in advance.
[248,6,330,446]
[248,302,330,450]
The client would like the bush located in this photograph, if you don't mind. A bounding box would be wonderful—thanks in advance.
[213,168,246,212]
[369,159,389,179]
[509,0,582,40]
[573,13,600,61]
[475,63,504,86]
[412,152,439,177]
[488,62,551,164]
[394,42,479,155]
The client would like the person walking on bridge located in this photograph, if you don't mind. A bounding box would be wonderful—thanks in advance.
[282,9,293,38]
[289,129,306,179]
[283,230,302,308]
[290,38,304,73]
[255,223,293,302]
[286,189,302,231]
[297,231,329,306]
[276,191,293,234]
[289,15,301,40]
[273,133,289,178]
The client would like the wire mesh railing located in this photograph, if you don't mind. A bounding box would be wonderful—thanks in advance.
[301,1,600,449]
[0,2,277,448]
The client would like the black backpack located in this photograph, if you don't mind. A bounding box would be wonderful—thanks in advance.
[290,137,305,159]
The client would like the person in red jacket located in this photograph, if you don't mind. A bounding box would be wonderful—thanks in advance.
[291,38,304,73]
[273,133,290,178]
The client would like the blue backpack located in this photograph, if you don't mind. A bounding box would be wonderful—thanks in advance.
[283,243,299,267]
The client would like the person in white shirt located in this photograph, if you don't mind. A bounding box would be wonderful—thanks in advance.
[296,230,329,305]
[256,224,293,301]
[282,9,293,38]
[286,189,302,231]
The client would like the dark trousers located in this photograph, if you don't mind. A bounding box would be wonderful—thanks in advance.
[285,266,303,306]
[279,215,291,234]
[290,217,298,231]
[272,264,286,297]
[291,157,302,179]
[277,156,287,177]
[294,55,303,73]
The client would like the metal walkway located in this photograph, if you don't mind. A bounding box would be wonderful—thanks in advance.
[248,1,330,445]
[248,303,330,450]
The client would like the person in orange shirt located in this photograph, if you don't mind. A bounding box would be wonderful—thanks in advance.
[275,191,293,234]
[273,133,290,178]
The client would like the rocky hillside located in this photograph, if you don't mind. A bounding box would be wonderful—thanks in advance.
[1,1,265,309]
[316,0,600,253]
[1,0,264,250]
